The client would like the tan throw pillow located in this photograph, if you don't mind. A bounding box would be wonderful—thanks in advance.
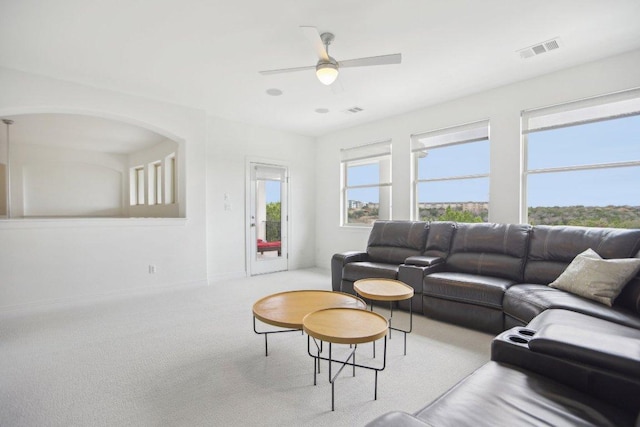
[549,248,640,306]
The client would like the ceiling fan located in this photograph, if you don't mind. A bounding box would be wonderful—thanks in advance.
[259,26,402,86]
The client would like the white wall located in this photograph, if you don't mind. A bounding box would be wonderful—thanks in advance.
[206,116,316,281]
[0,67,208,309]
[315,49,640,269]
[3,48,640,307]
[10,144,127,217]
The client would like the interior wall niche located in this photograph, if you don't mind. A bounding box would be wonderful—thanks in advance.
[0,113,183,219]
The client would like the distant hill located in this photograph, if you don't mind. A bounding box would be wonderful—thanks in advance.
[528,205,640,228]
[421,204,640,228]
[353,203,640,229]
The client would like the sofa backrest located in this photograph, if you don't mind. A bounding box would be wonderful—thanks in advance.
[446,222,532,281]
[618,276,640,313]
[524,225,640,284]
[423,221,456,258]
[367,220,428,264]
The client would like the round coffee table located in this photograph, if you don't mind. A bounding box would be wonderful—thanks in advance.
[252,290,365,356]
[303,307,388,411]
[354,278,414,355]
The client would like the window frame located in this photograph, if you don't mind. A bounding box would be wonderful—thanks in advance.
[521,88,640,225]
[340,140,392,227]
[411,120,490,221]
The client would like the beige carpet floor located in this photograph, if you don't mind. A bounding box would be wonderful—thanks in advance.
[0,268,492,426]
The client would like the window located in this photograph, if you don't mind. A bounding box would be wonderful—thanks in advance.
[341,140,392,226]
[523,89,640,228]
[147,161,164,205]
[129,153,177,210]
[165,154,176,204]
[412,121,490,222]
[130,166,145,206]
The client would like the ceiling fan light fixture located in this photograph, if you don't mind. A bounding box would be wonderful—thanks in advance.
[316,62,339,85]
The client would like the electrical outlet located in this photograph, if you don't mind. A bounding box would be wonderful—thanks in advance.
[148,265,156,274]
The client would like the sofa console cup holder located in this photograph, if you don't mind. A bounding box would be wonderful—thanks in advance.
[504,328,536,345]
[507,335,530,345]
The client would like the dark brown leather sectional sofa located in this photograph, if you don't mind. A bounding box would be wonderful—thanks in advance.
[332,220,640,426]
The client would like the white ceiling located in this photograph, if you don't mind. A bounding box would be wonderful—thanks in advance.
[1,0,640,137]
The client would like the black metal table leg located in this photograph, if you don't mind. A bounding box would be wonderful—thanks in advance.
[253,316,300,356]
[308,335,387,411]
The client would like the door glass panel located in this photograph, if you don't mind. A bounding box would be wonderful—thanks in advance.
[249,163,288,275]
[255,167,284,261]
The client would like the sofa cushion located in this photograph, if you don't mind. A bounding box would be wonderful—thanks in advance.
[367,220,428,264]
[549,248,640,306]
[504,284,640,329]
[446,223,531,282]
[423,221,455,258]
[413,361,635,427]
[342,262,399,282]
[423,296,504,334]
[423,272,515,309]
[524,225,640,284]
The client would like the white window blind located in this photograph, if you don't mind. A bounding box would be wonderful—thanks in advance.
[411,120,489,152]
[523,88,640,134]
[254,165,285,181]
[340,140,391,163]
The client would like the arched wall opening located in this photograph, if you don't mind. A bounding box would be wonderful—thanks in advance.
[0,111,186,219]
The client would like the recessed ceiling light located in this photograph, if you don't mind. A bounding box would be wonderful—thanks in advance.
[315,108,330,114]
[266,88,283,96]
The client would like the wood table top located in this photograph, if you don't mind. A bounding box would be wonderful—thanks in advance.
[353,278,414,301]
[252,290,366,329]
[303,308,388,345]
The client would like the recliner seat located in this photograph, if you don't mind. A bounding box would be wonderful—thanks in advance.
[422,222,531,333]
[332,220,428,295]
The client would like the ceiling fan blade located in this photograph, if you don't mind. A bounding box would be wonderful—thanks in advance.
[259,65,316,75]
[300,26,329,61]
[338,53,402,68]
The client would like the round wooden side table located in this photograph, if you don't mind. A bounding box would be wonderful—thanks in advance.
[354,278,414,355]
[252,290,365,356]
[303,307,388,411]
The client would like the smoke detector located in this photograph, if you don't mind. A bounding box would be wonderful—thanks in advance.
[517,38,562,59]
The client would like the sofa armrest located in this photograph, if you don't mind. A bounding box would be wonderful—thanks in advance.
[492,326,640,412]
[365,411,433,427]
[529,324,640,377]
[397,262,447,312]
[331,251,369,291]
[404,255,444,267]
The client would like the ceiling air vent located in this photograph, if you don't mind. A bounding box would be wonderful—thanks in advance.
[518,38,561,59]
[344,106,364,114]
